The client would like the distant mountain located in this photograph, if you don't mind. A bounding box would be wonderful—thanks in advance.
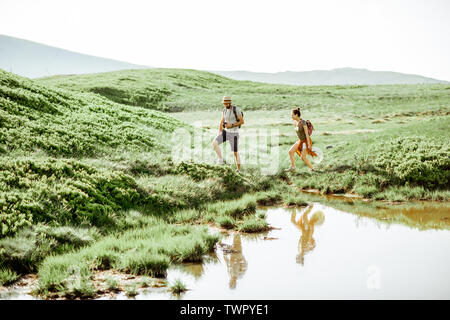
[211,68,449,85]
[2,35,448,85]
[0,35,151,78]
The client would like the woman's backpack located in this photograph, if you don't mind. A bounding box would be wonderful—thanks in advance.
[305,120,314,136]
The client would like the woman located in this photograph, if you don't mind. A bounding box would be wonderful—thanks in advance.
[291,206,325,265]
[286,107,316,172]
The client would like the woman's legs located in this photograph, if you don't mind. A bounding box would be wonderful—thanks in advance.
[288,141,300,168]
[301,151,314,170]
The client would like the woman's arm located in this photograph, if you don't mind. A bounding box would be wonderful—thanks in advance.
[303,124,312,148]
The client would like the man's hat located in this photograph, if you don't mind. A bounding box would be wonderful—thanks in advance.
[222,96,231,102]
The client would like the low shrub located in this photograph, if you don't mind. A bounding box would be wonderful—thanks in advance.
[0,157,144,237]
[0,225,97,273]
[0,268,19,286]
[362,136,449,189]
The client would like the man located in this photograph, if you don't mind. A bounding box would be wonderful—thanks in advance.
[212,96,244,172]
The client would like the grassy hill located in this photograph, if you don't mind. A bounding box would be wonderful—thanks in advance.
[1,67,449,297]
[38,68,450,114]
[0,68,184,238]
[0,35,150,78]
[1,69,181,157]
[0,68,278,294]
[35,67,450,202]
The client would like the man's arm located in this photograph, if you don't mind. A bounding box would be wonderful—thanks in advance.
[219,114,225,132]
[238,114,244,126]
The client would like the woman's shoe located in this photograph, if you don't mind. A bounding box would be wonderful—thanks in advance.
[284,167,295,172]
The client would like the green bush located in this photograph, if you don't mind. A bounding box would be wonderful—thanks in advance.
[0,157,144,237]
[363,137,449,188]
[171,162,247,194]
[0,268,19,286]
[0,225,97,273]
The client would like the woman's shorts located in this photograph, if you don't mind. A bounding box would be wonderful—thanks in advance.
[214,130,239,152]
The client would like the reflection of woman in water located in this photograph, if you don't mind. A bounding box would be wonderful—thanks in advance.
[223,234,248,289]
[291,205,325,265]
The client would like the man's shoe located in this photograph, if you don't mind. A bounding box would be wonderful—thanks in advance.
[217,158,225,165]
[284,167,295,172]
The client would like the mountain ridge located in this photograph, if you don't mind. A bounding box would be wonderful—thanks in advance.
[1,34,448,85]
[0,34,151,78]
[210,68,449,85]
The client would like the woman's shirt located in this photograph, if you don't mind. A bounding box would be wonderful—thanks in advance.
[295,119,307,140]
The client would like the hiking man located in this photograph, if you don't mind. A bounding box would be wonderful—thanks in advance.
[212,96,244,172]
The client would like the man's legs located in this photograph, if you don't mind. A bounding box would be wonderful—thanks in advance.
[234,152,241,171]
[212,133,224,163]
[213,140,223,160]
[230,133,240,171]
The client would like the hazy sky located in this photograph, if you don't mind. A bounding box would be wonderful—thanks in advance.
[1,0,449,80]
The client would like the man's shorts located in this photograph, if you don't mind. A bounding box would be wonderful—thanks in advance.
[214,130,239,152]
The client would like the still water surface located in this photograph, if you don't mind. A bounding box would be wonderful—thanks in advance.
[2,202,449,300]
[134,203,450,300]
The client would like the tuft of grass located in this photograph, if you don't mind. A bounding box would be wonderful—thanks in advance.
[36,253,93,297]
[353,184,379,198]
[0,268,20,286]
[121,251,170,277]
[204,196,257,219]
[106,277,119,292]
[215,216,236,229]
[169,279,187,295]
[257,212,267,219]
[238,217,269,233]
[167,209,200,224]
[125,283,138,297]
[254,190,282,206]
[139,276,151,288]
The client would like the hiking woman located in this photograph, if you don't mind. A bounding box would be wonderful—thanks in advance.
[286,107,316,172]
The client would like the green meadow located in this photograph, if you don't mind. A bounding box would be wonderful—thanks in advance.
[0,68,449,297]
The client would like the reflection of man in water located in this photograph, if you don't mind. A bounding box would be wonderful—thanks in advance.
[223,234,248,289]
[291,205,325,265]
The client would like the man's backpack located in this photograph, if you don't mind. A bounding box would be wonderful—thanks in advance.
[232,105,243,128]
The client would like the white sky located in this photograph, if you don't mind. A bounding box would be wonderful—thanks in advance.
[1,0,450,80]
